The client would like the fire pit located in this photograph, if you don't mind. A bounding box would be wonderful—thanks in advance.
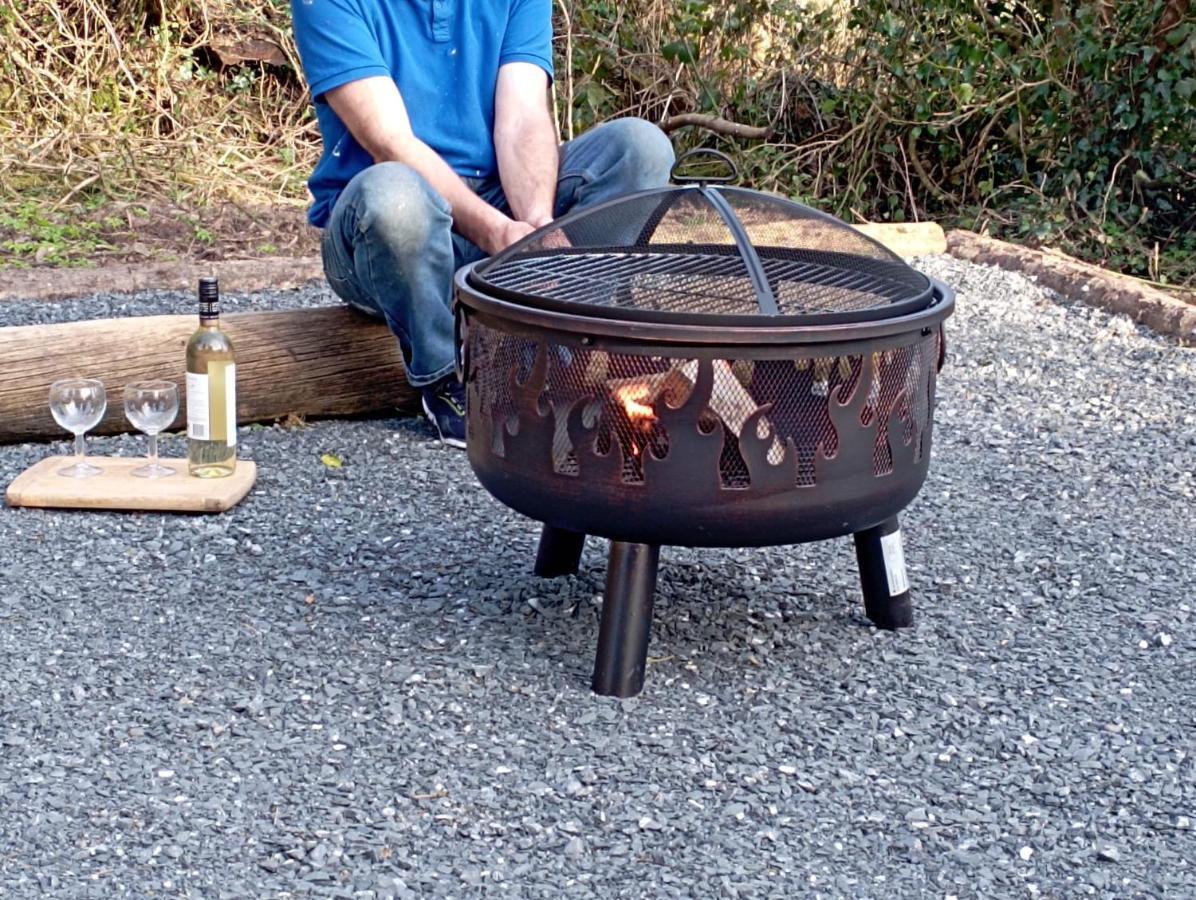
[453,151,954,697]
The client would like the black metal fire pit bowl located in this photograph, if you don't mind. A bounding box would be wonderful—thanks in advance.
[453,150,955,697]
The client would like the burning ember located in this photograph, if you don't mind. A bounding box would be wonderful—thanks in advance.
[613,382,657,426]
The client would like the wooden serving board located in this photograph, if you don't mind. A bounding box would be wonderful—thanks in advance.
[5,457,256,513]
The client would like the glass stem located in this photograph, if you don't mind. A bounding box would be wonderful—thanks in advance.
[148,432,159,463]
[74,432,85,461]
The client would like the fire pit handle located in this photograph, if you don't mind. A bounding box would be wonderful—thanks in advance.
[454,304,469,382]
[670,148,740,185]
[927,277,951,373]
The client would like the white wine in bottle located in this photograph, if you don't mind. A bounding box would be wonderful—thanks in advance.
[186,277,237,478]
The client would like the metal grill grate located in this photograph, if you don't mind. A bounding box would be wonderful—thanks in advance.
[471,185,933,325]
[480,248,925,318]
[480,250,756,317]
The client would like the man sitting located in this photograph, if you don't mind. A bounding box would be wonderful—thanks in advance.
[291,0,675,447]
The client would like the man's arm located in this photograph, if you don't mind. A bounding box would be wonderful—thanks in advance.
[493,62,559,229]
[326,76,533,254]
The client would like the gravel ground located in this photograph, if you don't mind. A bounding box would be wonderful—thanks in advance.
[1,257,1193,898]
[0,282,339,327]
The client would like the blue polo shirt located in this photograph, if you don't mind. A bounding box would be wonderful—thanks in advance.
[291,0,554,227]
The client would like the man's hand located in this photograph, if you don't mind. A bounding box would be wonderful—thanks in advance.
[536,227,572,250]
[481,218,537,256]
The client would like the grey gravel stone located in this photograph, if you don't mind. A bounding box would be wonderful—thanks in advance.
[1,257,1194,898]
[0,283,340,327]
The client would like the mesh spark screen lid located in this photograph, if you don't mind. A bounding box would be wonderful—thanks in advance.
[469,184,934,327]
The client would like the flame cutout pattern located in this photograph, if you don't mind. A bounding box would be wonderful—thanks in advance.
[501,343,556,466]
[464,350,495,456]
[567,397,623,483]
[814,355,878,486]
[641,358,726,501]
[887,389,918,474]
[467,324,937,500]
[739,404,798,494]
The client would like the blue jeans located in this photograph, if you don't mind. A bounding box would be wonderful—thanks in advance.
[320,118,676,388]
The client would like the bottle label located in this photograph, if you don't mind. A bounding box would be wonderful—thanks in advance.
[880,529,909,596]
[186,372,210,440]
[186,364,236,445]
[208,361,237,447]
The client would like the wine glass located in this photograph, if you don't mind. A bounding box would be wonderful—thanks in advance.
[123,380,179,478]
[49,378,107,478]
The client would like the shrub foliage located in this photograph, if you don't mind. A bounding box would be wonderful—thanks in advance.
[562,0,1194,286]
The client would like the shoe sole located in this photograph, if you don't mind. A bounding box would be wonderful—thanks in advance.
[422,396,467,450]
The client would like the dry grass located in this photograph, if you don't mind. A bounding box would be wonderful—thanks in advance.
[0,0,317,211]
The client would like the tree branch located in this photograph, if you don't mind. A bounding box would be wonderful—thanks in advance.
[659,113,772,140]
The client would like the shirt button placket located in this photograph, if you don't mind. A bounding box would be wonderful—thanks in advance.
[432,0,451,42]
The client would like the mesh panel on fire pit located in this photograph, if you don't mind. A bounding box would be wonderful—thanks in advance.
[470,186,933,326]
[466,322,941,492]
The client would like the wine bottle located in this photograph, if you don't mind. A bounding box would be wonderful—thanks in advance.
[186,277,237,478]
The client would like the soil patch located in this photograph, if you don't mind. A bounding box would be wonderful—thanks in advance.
[0,200,319,270]
[0,199,325,300]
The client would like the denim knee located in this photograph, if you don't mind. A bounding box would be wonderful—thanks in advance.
[349,162,451,254]
[602,118,676,188]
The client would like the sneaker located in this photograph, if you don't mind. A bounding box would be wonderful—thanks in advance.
[421,377,467,449]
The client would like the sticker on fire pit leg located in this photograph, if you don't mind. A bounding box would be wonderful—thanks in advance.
[880,530,909,596]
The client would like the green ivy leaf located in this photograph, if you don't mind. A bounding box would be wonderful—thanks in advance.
[661,41,697,64]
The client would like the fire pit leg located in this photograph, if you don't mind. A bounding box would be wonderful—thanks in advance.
[853,517,913,629]
[533,525,587,577]
[592,541,660,698]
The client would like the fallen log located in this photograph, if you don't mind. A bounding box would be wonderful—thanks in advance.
[733,220,945,258]
[947,230,1196,345]
[853,222,947,258]
[0,306,418,445]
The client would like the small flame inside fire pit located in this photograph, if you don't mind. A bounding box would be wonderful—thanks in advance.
[614,383,657,426]
[609,377,668,467]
